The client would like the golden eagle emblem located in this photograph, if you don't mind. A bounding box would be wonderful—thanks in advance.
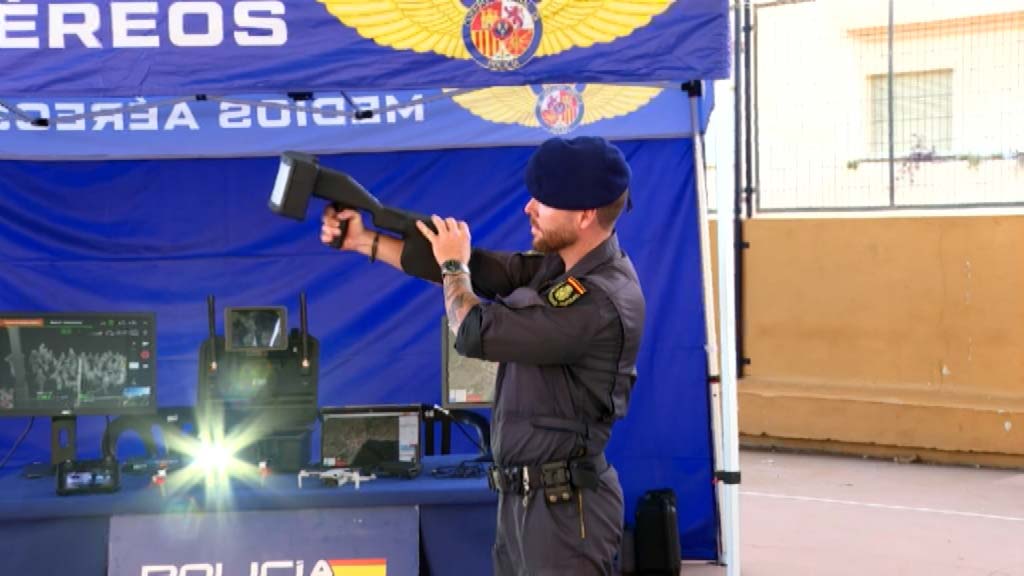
[450,83,663,134]
[316,0,673,71]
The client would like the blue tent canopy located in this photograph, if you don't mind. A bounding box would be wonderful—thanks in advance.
[0,0,729,95]
[0,0,730,560]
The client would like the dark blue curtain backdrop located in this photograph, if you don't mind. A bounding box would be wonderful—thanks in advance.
[0,139,716,558]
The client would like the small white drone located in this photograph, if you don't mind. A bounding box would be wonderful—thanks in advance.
[297,468,376,489]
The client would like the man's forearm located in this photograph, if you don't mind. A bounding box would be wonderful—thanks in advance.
[443,273,480,334]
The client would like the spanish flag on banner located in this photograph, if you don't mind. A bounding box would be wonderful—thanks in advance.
[329,558,387,576]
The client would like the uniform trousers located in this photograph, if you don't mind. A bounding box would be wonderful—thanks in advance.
[492,466,624,576]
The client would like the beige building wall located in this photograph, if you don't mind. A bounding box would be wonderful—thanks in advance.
[733,216,1024,468]
[702,2,1024,467]
[753,1,1024,210]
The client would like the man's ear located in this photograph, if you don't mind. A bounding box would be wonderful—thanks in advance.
[578,209,599,230]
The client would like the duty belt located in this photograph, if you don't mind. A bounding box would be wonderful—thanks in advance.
[487,453,608,504]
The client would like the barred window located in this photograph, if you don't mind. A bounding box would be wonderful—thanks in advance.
[870,70,953,158]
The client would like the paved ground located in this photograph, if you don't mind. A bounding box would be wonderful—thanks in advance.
[679,449,1024,576]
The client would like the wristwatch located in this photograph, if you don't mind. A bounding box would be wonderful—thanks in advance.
[440,259,470,276]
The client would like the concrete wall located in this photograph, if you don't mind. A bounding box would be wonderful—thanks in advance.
[721,216,1024,467]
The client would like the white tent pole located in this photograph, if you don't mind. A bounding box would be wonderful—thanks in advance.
[712,0,746,572]
[688,93,722,404]
[716,86,743,576]
[686,86,726,566]
[688,82,740,575]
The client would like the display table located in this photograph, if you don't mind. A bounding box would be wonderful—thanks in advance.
[0,455,496,576]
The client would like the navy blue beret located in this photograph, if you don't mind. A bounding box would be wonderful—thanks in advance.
[525,136,631,210]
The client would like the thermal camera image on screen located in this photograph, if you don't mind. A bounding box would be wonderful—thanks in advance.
[29,341,127,396]
[0,315,155,414]
[228,308,286,350]
[322,415,399,469]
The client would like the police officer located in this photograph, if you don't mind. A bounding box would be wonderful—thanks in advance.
[321,136,645,576]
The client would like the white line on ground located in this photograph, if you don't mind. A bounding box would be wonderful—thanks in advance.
[741,491,1024,523]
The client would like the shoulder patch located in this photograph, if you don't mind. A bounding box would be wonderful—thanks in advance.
[547,276,587,307]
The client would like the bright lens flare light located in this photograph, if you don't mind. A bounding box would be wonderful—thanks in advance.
[194,442,233,471]
[162,413,268,504]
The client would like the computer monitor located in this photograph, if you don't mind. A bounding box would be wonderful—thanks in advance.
[224,306,288,352]
[441,316,498,408]
[319,405,421,470]
[0,312,157,416]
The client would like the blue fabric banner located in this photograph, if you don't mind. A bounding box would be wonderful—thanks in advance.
[108,507,418,575]
[0,139,717,558]
[0,0,729,97]
[0,83,714,160]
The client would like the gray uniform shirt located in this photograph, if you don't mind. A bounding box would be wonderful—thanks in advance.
[449,233,645,467]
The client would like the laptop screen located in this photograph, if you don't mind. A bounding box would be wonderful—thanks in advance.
[320,408,420,469]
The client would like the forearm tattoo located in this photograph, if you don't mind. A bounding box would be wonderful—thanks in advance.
[443,273,479,334]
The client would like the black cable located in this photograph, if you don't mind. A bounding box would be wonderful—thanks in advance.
[431,404,488,456]
[0,417,35,471]
[339,89,374,120]
[451,418,487,455]
[430,459,486,479]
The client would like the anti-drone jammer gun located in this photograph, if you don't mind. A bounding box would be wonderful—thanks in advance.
[268,151,439,279]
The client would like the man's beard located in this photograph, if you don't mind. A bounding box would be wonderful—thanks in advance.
[532,222,577,253]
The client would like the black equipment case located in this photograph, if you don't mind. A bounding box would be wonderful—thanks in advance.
[634,488,682,575]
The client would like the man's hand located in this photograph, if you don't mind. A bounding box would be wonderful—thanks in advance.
[416,215,472,265]
[321,206,372,253]
[416,215,478,334]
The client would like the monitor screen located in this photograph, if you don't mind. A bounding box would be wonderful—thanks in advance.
[225,307,288,352]
[441,316,498,408]
[320,407,421,469]
[0,312,156,416]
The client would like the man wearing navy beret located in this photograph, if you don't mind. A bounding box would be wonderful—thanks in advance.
[322,136,645,575]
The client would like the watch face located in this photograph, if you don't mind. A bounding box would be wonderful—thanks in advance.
[442,260,467,274]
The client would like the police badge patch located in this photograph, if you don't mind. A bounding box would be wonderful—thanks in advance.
[548,276,587,307]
